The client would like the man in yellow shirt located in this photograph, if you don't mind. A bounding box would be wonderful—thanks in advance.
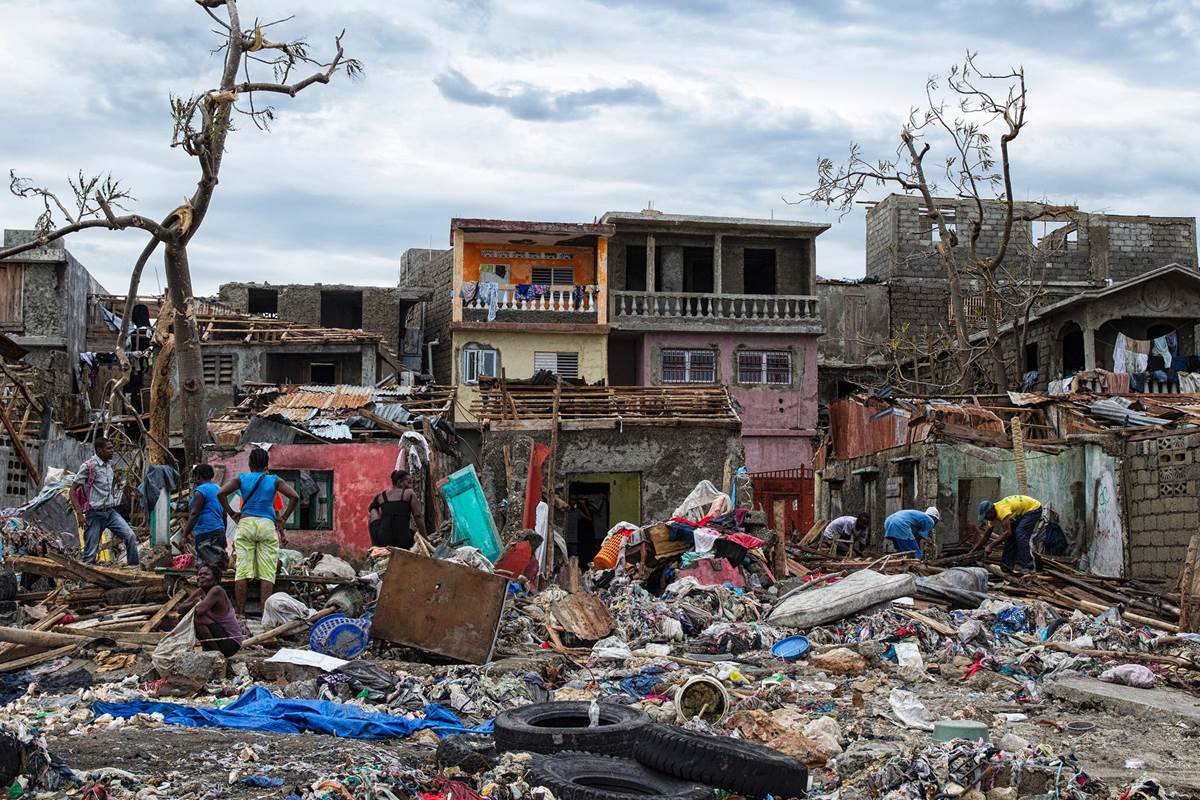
[978,495,1042,573]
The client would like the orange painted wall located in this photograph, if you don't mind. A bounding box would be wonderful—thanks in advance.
[463,242,596,284]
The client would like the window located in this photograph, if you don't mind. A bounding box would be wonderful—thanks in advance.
[743,249,777,295]
[948,293,1001,331]
[531,266,575,285]
[462,345,498,384]
[661,349,716,383]
[320,290,363,329]
[534,351,580,378]
[0,265,23,329]
[247,288,278,318]
[625,245,647,292]
[202,353,235,386]
[308,361,338,384]
[920,206,956,242]
[273,469,333,530]
[1024,342,1039,374]
[1036,219,1078,249]
[737,350,791,384]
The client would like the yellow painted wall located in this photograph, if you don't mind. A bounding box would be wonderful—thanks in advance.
[453,329,609,423]
[463,242,596,284]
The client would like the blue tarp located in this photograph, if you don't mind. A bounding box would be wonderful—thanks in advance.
[92,686,494,740]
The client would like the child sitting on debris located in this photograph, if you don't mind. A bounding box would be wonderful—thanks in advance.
[185,563,243,658]
[181,464,228,570]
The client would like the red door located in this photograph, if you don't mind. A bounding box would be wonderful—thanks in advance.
[751,467,814,537]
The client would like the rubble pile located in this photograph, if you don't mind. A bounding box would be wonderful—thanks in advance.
[0,480,1198,800]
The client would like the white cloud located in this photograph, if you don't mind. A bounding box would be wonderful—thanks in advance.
[0,0,1197,291]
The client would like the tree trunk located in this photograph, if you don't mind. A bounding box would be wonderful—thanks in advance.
[148,335,176,464]
[163,245,206,466]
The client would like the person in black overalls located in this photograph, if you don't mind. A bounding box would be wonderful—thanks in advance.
[368,469,427,548]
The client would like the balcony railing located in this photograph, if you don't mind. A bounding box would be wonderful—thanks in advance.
[464,285,598,314]
[612,290,818,322]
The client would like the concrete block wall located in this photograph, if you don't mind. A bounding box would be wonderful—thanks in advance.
[1125,432,1200,582]
[400,248,453,382]
[1106,217,1197,280]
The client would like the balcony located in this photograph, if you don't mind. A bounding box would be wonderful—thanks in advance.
[611,290,820,333]
[461,285,600,325]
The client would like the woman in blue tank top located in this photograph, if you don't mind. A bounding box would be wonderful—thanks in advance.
[218,447,299,618]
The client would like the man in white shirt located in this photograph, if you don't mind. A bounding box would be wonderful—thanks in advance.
[823,514,869,555]
[71,437,140,566]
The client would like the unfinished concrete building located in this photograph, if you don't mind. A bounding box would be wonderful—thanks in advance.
[600,210,826,473]
[217,281,431,378]
[1,230,106,402]
[863,194,1197,341]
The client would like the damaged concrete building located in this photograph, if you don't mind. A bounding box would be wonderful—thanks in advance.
[217,281,431,377]
[816,196,1199,399]
[601,210,826,473]
[816,391,1200,584]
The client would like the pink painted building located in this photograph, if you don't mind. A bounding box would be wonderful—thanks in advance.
[209,442,399,558]
[600,210,827,472]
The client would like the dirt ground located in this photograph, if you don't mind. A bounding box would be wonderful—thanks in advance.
[50,726,435,797]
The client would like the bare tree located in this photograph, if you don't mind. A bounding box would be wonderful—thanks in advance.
[802,52,1043,391]
[0,1,361,465]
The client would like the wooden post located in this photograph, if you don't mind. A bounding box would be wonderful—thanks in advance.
[545,376,562,573]
[422,416,444,530]
[1181,533,1200,632]
[0,396,38,487]
[1012,417,1027,495]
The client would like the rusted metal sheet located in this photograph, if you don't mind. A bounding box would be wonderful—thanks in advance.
[829,396,1005,459]
[372,548,509,664]
[550,592,614,641]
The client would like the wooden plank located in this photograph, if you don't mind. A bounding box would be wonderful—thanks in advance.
[140,588,188,633]
[372,549,509,664]
[0,644,79,674]
[549,592,614,640]
[0,395,38,486]
[545,376,562,574]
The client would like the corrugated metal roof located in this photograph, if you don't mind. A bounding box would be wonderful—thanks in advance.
[263,385,376,415]
[306,422,353,440]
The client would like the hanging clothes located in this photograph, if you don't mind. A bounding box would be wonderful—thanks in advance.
[460,281,478,303]
[514,284,535,301]
[396,431,431,474]
[477,282,499,321]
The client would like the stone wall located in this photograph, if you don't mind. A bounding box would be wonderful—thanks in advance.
[1124,431,1200,582]
[478,424,744,527]
[400,248,453,381]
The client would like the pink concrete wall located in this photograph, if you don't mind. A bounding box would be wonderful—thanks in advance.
[210,443,399,558]
[635,331,818,472]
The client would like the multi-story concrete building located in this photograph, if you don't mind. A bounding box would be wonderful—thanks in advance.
[217,281,431,377]
[600,210,827,472]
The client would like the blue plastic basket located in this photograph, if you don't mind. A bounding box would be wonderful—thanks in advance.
[771,634,811,661]
[309,614,371,659]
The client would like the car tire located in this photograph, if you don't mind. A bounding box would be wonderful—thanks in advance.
[633,724,808,798]
[527,752,712,800]
[436,734,499,774]
[494,701,650,757]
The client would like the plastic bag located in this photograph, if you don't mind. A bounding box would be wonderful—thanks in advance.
[590,636,633,662]
[1099,663,1157,688]
[261,592,314,629]
[151,608,198,677]
[888,688,935,730]
[894,642,926,681]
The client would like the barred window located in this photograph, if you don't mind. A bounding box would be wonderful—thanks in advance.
[662,349,715,383]
[534,351,580,379]
[738,350,791,384]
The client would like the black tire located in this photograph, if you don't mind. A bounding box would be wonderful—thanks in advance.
[527,752,712,800]
[437,734,499,774]
[494,701,650,757]
[634,724,808,798]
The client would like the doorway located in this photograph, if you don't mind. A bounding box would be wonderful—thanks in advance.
[607,337,641,386]
[568,472,641,564]
[682,247,714,293]
[1061,323,1085,375]
[957,477,1000,547]
[566,481,610,565]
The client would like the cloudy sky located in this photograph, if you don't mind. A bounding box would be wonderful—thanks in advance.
[2,0,1199,294]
